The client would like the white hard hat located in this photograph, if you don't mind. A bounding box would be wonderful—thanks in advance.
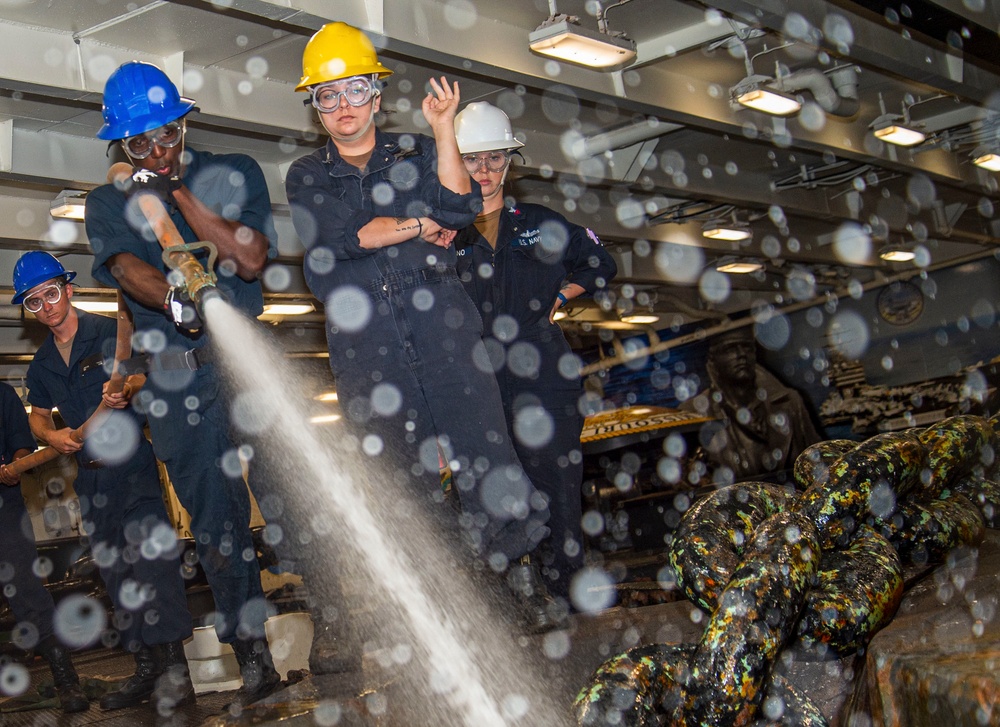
[455,101,525,154]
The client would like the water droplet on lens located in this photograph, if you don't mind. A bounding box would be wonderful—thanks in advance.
[55,593,107,649]
[570,567,615,613]
[0,663,30,697]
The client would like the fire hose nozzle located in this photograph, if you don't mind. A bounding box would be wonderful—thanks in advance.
[161,241,220,313]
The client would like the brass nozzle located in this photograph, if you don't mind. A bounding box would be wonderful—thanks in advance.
[162,241,220,311]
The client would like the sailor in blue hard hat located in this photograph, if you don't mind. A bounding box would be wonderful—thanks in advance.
[97,61,195,167]
[14,248,195,713]
[11,250,76,307]
[85,60,281,712]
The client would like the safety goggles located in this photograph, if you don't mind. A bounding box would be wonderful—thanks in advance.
[310,77,377,113]
[23,283,64,313]
[461,151,511,173]
[121,120,185,159]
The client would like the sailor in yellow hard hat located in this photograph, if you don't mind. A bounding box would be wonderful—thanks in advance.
[296,21,394,144]
[287,23,559,636]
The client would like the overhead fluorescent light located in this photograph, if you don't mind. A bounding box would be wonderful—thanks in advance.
[72,300,119,313]
[50,190,87,220]
[717,261,763,274]
[735,87,802,116]
[703,225,752,242]
[589,320,652,330]
[879,248,916,262]
[528,17,636,70]
[872,121,925,147]
[620,314,659,324]
[262,302,315,316]
[973,153,1000,172]
[315,392,338,402]
[309,413,342,425]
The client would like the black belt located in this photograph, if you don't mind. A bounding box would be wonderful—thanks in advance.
[119,347,214,375]
[363,266,457,295]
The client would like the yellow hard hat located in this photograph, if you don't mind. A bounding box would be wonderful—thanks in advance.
[296,22,393,92]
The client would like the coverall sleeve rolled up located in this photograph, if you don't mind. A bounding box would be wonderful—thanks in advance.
[286,157,378,261]
[412,135,483,230]
[85,185,148,289]
[426,185,483,230]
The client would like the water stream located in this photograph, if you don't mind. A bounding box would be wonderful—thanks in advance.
[204,298,571,726]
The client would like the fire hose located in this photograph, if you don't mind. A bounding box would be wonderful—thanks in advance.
[107,162,221,310]
[8,162,220,477]
[6,294,145,476]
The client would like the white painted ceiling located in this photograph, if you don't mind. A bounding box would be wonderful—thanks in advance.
[0,0,999,384]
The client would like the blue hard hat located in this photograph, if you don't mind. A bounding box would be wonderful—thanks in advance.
[97,61,196,141]
[12,251,76,304]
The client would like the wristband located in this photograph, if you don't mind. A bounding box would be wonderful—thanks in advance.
[556,292,568,307]
[416,218,423,238]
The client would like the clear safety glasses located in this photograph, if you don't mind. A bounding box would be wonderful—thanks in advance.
[461,151,511,173]
[310,77,376,113]
[23,283,64,313]
[122,120,184,159]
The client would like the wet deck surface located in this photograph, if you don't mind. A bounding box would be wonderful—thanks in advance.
[0,648,236,726]
[3,531,998,725]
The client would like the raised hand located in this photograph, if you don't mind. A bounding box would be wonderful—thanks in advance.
[422,76,461,131]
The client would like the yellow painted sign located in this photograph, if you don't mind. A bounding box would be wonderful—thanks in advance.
[581,406,711,450]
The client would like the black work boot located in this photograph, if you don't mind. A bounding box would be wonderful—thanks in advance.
[99,646,159,710]
[225,638,282,714]
[507,557,569,634]
[308,607,362,676]
[152,640,196,715]
[37,637,89,714]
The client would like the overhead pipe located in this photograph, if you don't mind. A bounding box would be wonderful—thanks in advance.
[570,116,683,160]
[736,32,860,118]
[777,66,860,117]
[578,246,999,377]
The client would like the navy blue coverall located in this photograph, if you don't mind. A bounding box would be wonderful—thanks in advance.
[85,148,277,643]
[0,382,58,649]
[454,202,617,596]
[26,310,192,653]
[286,129,550,563]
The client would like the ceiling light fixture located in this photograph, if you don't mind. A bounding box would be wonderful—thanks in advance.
[528,5,636,71]
[731,75,802,116]
[973,152,1000,172]
[589,320,649,330]
[261,302,315,316]
[879,247,916,262]
[869,94,932,148]
[315,392,338,402]
[72,300,119,313]
[717,261,764,274]
[872,119,926,147]
[737,87,802,116]
[703,221,752,242]
[50,190,87,220]
[620,314,659,324]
